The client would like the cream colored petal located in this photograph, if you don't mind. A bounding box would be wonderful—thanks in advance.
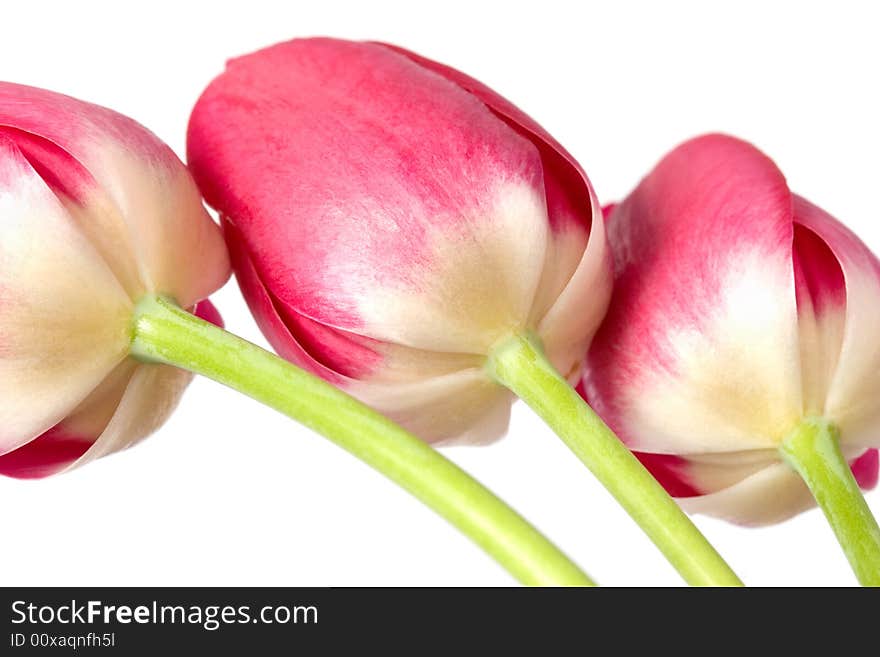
[618,250,803,454]
[682,449,780,494]
[69,362,193,469]
[824,258,880,449]
[355,181,550,354]
[60,359,138,438]
[681,462,815,527]
[85,145,231,308]
[346,330,486,384]
[348,367,513,445]
[676,445,870,527]
[537,187,612,375]
[798,296,847,417]
[0,140,131,453]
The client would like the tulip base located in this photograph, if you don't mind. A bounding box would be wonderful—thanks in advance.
[781,418,880,586]
[486,332,743,587]
[129,296,594,586]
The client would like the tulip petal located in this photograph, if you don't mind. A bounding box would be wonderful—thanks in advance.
[193,298,224,328]
[791,218,847,417]
[0,82,230,308]
[71,362,193,469]
[349,370,513,445]
[536,205,611,377]
[0,134,132,454]
[680,462,815,526]
[679,447,878,526]
[851,448,878,490]
[584,134,803,454]
[188,38,552,354]
[0,427,92,479]
[375,40,593,232]
[224,220,360,385]
[634,446,780,501]
[227,221,510,442]
[632,452,702,498]
[0,360,135,478]
[376,42,610,371]
[793,196,880,449]
[0,298,224,478]
[0,124,142,298]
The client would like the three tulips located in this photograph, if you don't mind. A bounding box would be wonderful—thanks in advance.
[2,37,878,585]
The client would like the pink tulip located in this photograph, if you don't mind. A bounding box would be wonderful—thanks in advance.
[187,38,609,444]
[0,83,230,478]
[581,134,880,525]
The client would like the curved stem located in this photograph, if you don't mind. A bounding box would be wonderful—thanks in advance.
[780,418,880,586]
[487,332,742,587]
[129,296,594,587]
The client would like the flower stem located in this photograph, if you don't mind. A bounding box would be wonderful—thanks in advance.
[129,296,594,586]
[780,418,880,586]
[487,332,742,587]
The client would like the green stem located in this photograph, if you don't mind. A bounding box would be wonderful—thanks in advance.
[129,296,594,587]
[487,332,742,587]
[780,418,880,586]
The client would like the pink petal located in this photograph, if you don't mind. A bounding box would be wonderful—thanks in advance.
[793,196,880,449]
[374,41,593,236]
[632,452,702,497]
[380,42,610,371]
[188,38,552,353]
[852,448,879,490]
[223,220,356,385]
[192,298,224,328]
[793,221,847,313]
[791,219,847,416]
[584,134,802,454]
[0,83,175,177]
[0,82,230,308]
[0,426,92,479]
[0,125,96,204]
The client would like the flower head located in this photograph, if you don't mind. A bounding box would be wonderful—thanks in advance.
[0,83,229,478]
[187,38,609,443]
[582,134,879,525]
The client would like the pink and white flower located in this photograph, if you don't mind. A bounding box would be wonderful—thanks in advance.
[0,83,229,478]
[187,38,610,444]
[581,134,879,525]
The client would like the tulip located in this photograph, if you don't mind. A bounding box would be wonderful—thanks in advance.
[582,134,880,584]
[187,37,740,585]
[0,83,592,586]
[187,38,607,444]
[0,82,230,478]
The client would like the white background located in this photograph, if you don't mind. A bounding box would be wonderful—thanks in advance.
[2,0,878,586]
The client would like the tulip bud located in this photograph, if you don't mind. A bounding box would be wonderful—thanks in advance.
[0,83,230,478]
[187,38,609,444]
[582,134,880,525]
